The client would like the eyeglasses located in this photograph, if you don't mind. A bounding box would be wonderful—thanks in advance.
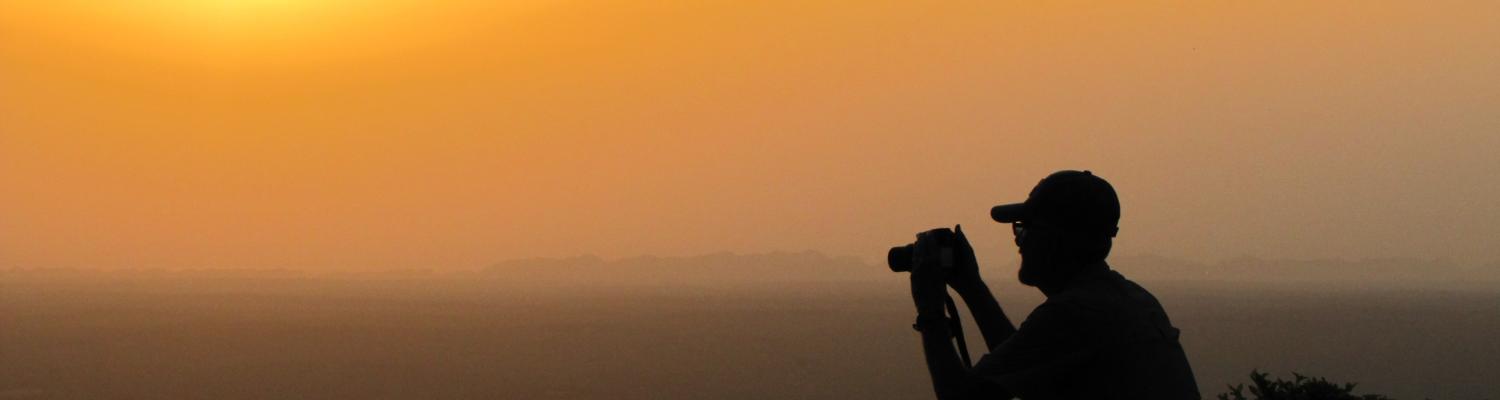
[1011,221,1051,240]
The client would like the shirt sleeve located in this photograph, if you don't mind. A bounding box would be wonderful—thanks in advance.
[969,301,1099,398]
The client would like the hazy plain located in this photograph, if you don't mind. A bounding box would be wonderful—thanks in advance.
[3,267,1497,400]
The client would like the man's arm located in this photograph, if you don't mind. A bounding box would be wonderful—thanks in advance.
[947,225,1018,349]
[912,272,1012,399]
[951,279,1017,350]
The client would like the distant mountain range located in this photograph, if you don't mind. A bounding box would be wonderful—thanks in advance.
[6,251,1495,286]
[481,250,880,285]
[1109,254,1498,283]
[482,251,1499,286]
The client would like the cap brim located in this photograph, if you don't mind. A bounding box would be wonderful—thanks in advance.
[990,203,1027,223]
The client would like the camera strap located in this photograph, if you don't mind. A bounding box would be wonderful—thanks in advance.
[944,293,972,367]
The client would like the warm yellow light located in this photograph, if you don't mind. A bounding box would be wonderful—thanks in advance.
[164,0,322,14]
[1,1,553,71]
[117,0,358,38]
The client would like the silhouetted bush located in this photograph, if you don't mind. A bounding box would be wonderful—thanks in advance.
[1217,370,1394,400]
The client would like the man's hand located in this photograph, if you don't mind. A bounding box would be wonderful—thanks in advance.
[910,266,948,316]
[946,224,984,291]
[909,228,953,316]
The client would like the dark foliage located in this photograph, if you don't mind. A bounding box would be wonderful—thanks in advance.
[1217,370,1395,400]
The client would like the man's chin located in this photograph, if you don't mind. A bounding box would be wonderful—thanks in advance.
[1018,276,1040,287]
[1018,259,1060,288]
[1017,264,1040,287]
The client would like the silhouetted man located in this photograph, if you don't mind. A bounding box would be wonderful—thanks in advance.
[908,170,1199,399]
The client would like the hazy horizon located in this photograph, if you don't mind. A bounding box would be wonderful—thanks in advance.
[9,252,1499,293]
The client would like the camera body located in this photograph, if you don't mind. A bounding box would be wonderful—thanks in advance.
[887,227,958,273]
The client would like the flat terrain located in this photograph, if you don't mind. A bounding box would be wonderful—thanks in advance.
[3,274,1497,399]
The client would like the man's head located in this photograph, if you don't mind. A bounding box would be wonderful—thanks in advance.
[991,170,1120,288]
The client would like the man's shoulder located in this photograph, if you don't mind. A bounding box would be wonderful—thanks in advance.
[1043,270,1172,328]
[1046,270,1136,306]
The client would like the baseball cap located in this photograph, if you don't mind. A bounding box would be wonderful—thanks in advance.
[991,170,1121,237]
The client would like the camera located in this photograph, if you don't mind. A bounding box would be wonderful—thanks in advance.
[887,227,957,273]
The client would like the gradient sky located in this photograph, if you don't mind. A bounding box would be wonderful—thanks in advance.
[3,1,1498,270]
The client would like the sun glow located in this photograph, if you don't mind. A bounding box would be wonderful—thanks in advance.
[0,1,547,71]
[34,0,364,37]
[122,0,403,45]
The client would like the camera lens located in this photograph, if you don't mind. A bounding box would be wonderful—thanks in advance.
[887,245,915,272]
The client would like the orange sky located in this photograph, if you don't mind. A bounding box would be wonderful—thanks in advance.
[3,1,1498,270]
